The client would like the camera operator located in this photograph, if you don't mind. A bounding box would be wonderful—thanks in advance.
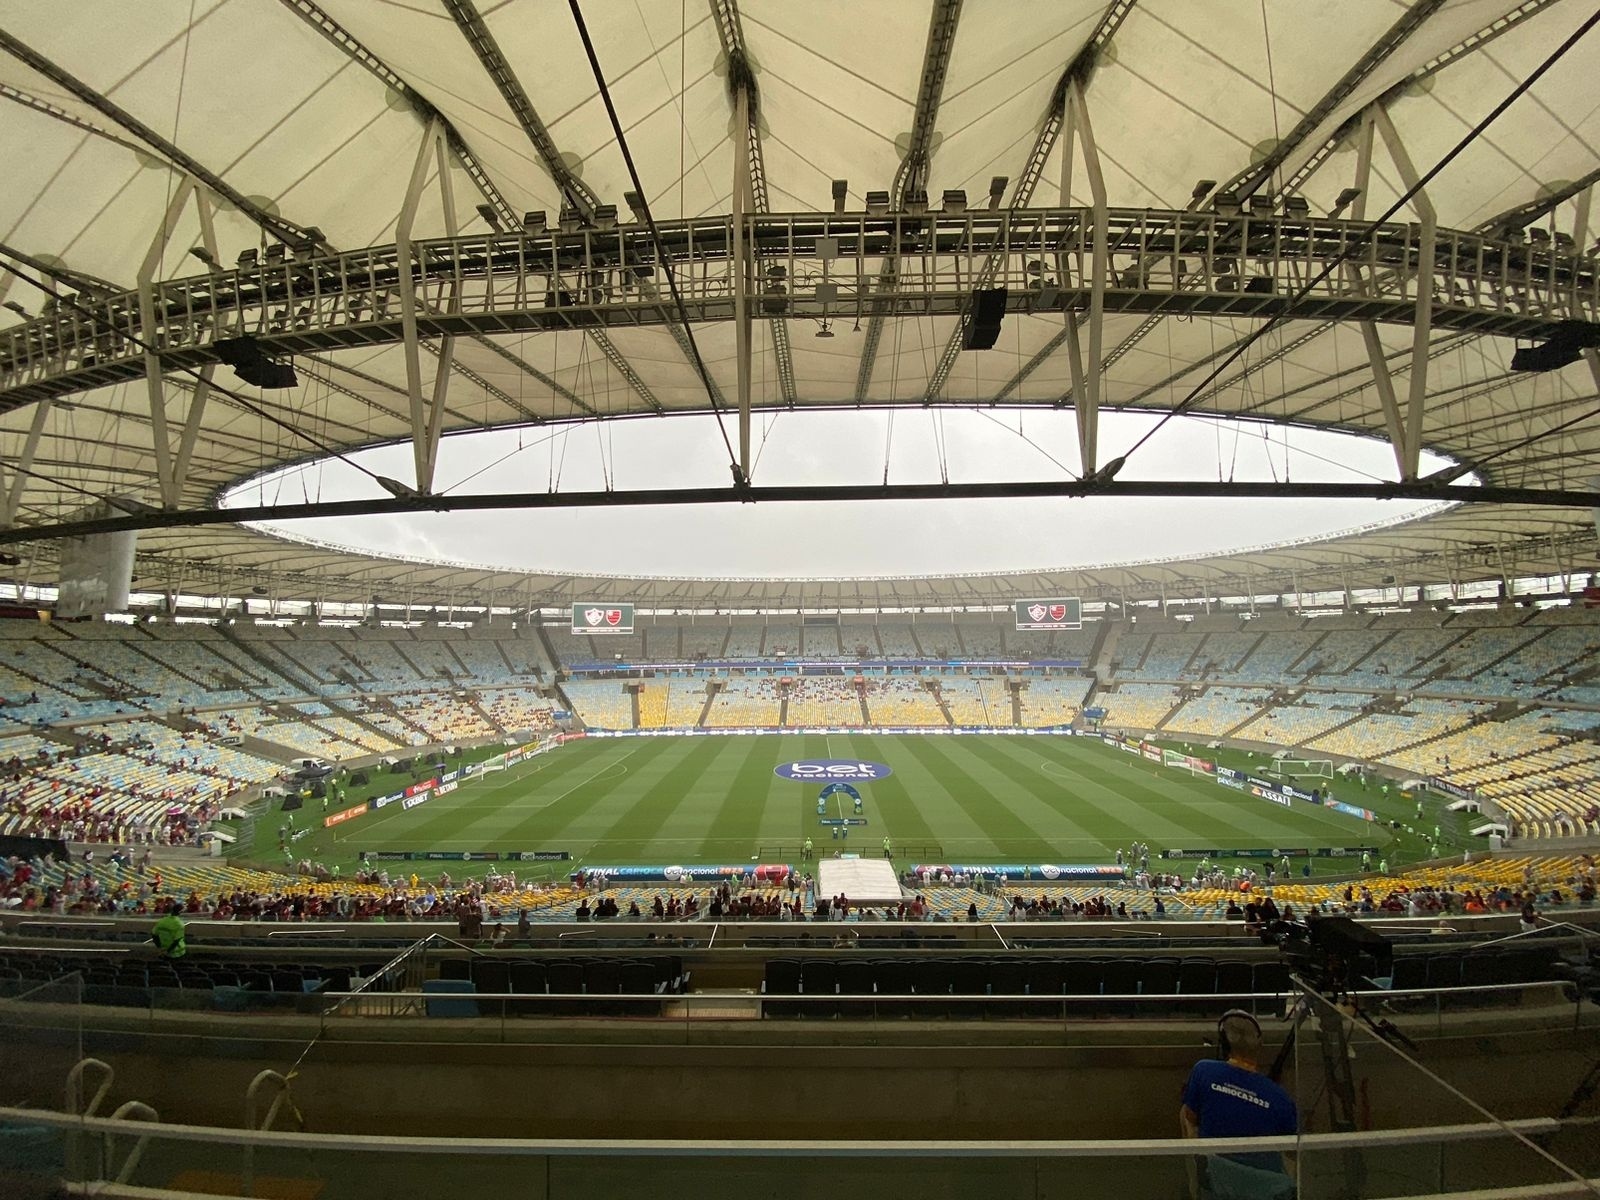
[1180,1010,1298,1199]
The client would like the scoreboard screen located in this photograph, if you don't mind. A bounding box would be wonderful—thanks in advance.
[1014,598,1082,630]
[571,602,635,635]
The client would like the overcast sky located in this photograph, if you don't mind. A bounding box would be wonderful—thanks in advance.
[225,410,1451,578]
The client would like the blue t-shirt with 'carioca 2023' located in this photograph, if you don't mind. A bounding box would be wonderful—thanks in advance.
[1182,1060,1298,1172]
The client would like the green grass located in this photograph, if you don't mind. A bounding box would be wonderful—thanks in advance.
[246,733,1464,880]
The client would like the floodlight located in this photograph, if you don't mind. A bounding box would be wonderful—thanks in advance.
[623,191,646,222]
[189,247,217,268]
[941,189,967,214]
[1191,179,1216,201]
[1281,196,1311,217]
[1331,187,1362,217]
[1211,190,1241,217]
[1247,195,1273,217]
[475,203,502,231]
[2,301,29,319]
[831,179,848,214]
[522,210,548,233]
[558,206,582,233]
[236,248,258,269]
[592,204,618,230]
[987,176,1008,210]
[904,188,928,215]
[865,190,890,216]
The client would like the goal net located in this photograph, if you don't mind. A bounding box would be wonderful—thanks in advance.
[1162,748,1209,775]
[1270,757,1333,779]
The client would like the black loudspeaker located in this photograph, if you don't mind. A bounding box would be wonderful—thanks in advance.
[962,287,1008,350]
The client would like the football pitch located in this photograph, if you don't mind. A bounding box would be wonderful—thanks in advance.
[277,733,1444,876]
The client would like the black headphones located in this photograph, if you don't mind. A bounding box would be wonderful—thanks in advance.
[1216,1008,1260,1060]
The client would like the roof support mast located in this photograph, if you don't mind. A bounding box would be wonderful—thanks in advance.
[137,175,222,510]
[395,116,460,496]
[1350,105,1435,482]
[1061,78,1107,476]
[732,78,754,479]
[712,0,798,452]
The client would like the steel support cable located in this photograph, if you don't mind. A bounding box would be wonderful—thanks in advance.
[565,0,743,484]
[0,261,386,490]
[1113,6,1600,476]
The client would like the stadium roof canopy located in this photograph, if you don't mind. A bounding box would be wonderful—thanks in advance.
[0,0,1598,611]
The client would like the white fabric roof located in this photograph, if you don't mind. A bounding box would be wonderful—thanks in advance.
[0,0,1596,608]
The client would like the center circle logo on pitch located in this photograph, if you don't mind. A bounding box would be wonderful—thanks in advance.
[774,759,893,782]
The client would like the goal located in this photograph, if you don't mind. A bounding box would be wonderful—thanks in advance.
[1270,756,1333,779]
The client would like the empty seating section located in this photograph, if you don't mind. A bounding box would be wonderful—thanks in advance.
[940,677,1001,725]
[862,678,945,725]
[1097,684,1180,731]
[785,678,862,727]
[1422,628,1539,695]
[703,678,780,727]
[955,622,1006,657]
[547,628,644,667]
[142,625,304,698]
[1307,700,1487,762]
[394,696,496,744]
[474,687,553,735]
[1018,677,1092,726]
[402,636,468,681]
[560,681,634,730]
[444,639,521,684]
[1043,626,1099,661]
[337,636,432,687]
[763,626,801,656]
[1228,630,1320,683]
[1188,632,1260,678]
[347,703,426,747]
[875,624,921,657]
[639,626,676,659]
[54,630,244,708]
[1449,627,1593,696]
[306,712,401,754]
[679,624,729,658]
[916,627,960,659]
[223,706,369,759]
[637,682,671,729]
[1299,628,1394,684]
[1232,696,1365,746]
[271,636,361,692]
[1162,688,1271,738]
[1382,709,1558,780]
[721,626,766,658]
[840,624,880,656]
[117,720,279,785]
[1118,632,1203,681]
[802,625,842,655]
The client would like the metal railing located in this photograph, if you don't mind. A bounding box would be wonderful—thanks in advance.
[2,1104,1595,1200]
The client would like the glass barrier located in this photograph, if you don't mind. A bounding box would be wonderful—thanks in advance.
[1,1106,1596,1200]
[1290,982,1597,1199]
[0,973,82,1110]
